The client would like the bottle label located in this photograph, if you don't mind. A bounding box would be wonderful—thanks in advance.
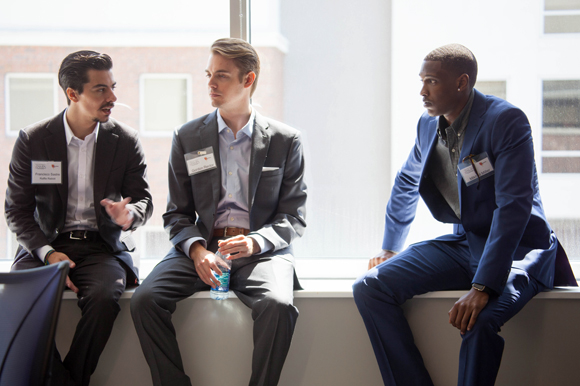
[211,268,231,292]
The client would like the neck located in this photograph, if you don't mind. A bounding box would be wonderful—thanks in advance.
[66,107,97,140]
[219,104,252,135]
[444,91,471,125]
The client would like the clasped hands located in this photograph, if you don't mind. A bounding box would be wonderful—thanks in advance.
[190,235,261,288]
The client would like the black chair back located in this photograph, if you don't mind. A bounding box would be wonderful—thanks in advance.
[0,261,69,386]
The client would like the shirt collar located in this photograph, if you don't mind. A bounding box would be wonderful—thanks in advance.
[63,109,99,145]
[437,89,474,142]
[217,107,255,139]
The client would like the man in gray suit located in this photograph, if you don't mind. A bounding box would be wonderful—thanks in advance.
[131,38,307,386]
[5,50,153,386]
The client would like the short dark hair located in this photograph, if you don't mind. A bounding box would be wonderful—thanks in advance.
[58,50,113,105]
[211,38,260,96]
[424,44,478,88]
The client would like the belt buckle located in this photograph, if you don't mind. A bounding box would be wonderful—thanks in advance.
[70,230,87,240]
[223,227,229,238]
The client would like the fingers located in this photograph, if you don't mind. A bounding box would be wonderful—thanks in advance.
[217,236,253,258]
[368,257,387,270]
[47,251,76,269]
[66,276,79,293]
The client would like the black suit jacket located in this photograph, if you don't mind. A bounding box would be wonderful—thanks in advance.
[5,110,153,284]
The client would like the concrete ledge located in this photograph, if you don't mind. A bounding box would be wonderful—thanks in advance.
[56,285,580,386]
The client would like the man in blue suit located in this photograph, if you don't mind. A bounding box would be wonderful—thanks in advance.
[353,44,577,386]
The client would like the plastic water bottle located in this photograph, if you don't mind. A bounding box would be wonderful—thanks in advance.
[210,251,232,300]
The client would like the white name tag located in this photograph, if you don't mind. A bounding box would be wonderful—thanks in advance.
[184,147,217,176]
[31,161,62,184]
[458,152,494,187]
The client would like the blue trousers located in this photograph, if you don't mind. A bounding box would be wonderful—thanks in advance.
[353,239,544,386]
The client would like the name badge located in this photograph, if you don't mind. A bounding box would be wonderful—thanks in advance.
[458,152,494,187]
[184,147,217,176]
[31,161,62,184]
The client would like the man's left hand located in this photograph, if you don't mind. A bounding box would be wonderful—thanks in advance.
[218,235,261,259]
[100,197,134,230]
[448,288,489,335]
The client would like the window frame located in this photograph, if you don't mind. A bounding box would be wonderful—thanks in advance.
[4,72,59,137]
[138,73,193,137]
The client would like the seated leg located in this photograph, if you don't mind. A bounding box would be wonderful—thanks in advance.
[353,239,472,386]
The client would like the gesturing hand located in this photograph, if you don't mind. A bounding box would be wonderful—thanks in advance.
[100,197,133,230]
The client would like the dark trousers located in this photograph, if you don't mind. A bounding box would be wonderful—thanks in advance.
[352,239,544,386]
[131,239,298,386]
[12,235,127,386]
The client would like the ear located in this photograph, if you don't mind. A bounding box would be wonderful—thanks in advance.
[457,74,470,92]
[243,71,256,89]
[66,88,79,103]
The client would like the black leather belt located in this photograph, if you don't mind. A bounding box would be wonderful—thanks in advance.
[63,230,100,241]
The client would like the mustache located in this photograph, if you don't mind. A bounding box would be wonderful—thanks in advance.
[100,102,115,109]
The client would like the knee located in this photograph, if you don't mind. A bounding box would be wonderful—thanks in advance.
[130,283,161,317]
[253,295,298,322]
[80,282,123,317]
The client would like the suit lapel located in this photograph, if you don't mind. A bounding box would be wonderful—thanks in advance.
[457,89,487,198]
[249,112,270,211]
[199,111,222,209]
[94,121,119,221]
[44,111,69,208]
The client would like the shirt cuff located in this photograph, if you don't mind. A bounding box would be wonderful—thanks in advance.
[34,245,54,263]
[181,237,207,257]
[248,234,273,255]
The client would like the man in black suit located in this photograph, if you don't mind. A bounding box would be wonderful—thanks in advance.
[5,50,153,386]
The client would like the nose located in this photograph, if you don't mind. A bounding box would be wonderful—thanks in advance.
[420,82,428,97]
[208,75,217,89]
[109,89,117,103]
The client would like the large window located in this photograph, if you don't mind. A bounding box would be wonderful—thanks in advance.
[1,0,580,282]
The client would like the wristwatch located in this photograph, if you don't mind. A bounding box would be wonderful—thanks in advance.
[472,283,494,295]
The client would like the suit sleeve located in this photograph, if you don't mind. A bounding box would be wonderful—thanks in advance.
[250,132,307,251]
[382,120,424,252]
[5,130,50,253]
[472,108,535,293]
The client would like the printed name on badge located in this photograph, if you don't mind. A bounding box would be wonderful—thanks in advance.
[31,161,62,184]
[458,152,494,187]
[184,147,217,176]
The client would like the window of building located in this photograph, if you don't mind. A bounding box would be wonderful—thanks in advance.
[475,81,507,100]
[140,74,192,135]
[542,80,580,173]
[5,74,58,135]
[544,0,580,33]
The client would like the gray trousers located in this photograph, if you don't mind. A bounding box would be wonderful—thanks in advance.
[131,239,299,386]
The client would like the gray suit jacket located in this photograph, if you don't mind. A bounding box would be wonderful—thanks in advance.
[163,110,307,264]
[5,110,153,284]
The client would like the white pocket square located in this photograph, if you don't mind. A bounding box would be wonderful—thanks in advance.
[262,167,280,172]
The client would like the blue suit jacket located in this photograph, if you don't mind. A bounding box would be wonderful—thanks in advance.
[383,89,576,293]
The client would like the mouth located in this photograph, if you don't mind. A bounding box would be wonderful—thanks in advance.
[100,103,114,115]
[423,100,432,108]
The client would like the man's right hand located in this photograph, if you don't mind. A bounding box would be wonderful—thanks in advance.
[189,242,222,288]
[46,251,79,293]
[368,250,397,270]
